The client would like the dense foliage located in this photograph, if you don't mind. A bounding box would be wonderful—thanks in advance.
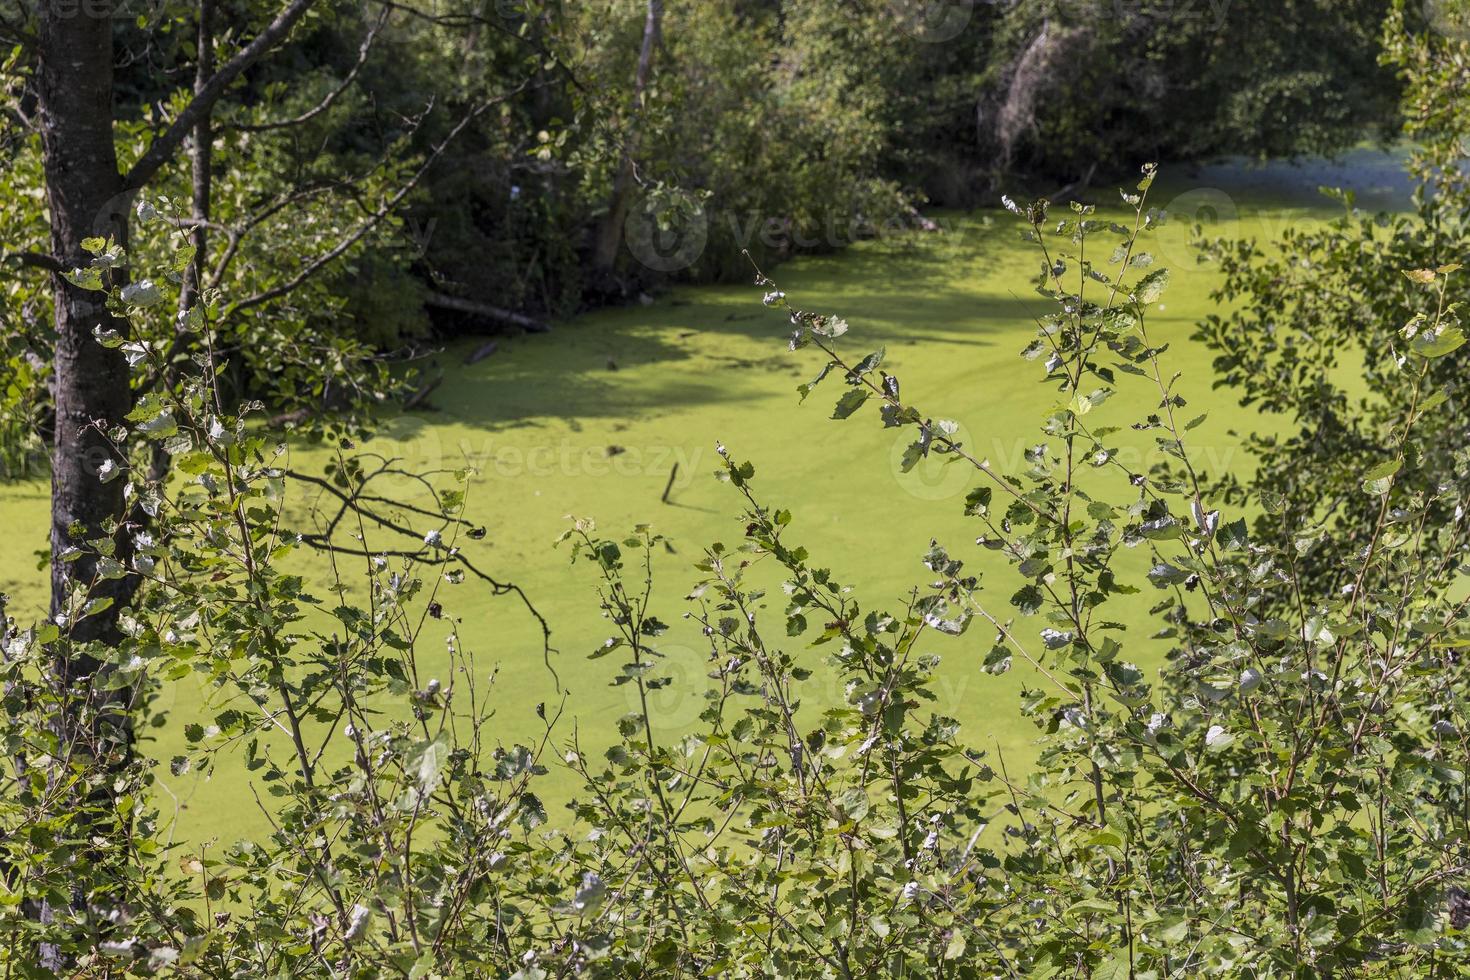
[5,147,1470,972]
[1196,0,1470,594]
[977,0,1397,182]
[6,0,1470,976]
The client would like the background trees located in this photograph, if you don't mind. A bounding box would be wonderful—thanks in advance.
[1197,0,1470,596]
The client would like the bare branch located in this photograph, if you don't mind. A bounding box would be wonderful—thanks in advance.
[3,251,63,273]
[123,0,319,192]
[231,6,389,134]
[208,178,367,287]
[286,463,556,672]
[206,90,477,285]
[222,87,526,319]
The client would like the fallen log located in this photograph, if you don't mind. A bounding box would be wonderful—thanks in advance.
[266,407,312,428]
[404,372,443,410]
[463,340,498,365]
[426,291,550,333]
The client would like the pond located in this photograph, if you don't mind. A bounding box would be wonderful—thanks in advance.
[0,151,1414,843]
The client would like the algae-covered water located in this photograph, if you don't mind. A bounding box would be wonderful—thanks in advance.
[0,153,1413,843]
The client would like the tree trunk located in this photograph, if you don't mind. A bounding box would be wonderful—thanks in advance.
[36,0,135,658]
[590,0,663,273]
[31,9,135,967]
[150,0,216,486]
[180,0,215,314]
[36,0,318,648]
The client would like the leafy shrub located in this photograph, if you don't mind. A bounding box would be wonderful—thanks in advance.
[2,3,1458,973]
[740,172,1470,972]
[6,154,1469,975]
[1195,2,1470,595]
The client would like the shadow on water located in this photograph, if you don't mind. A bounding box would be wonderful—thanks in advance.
[431,215,1036,430]
[421,143,1418,435]
[429,143,1421,438]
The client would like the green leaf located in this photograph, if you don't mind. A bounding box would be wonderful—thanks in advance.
[519,792,547,831]
[1360,458,1402,495]
[1147,563,1189,587]
[837,788,870,822]
[1419,388,1449,414]
[1204,725,1234,752]
[172,244,197,274]
[64,266,104,291]
[812,315,848,338]
[851,347,885,376]
[982,644,1011,675]
[1412,325,1466,359]
[415,734,450,796]
[1135,268,1170,305]
[831,389,869,419]
[797,362,833,402]
[1010,585,1043,614]
[1072,387,1113,416]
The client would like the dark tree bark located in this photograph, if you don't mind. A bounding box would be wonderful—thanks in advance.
[31,11,137,965]
[590,0,662,273]
[35,0,134,657]
[33,0,319,652]
[181,0,216,314]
